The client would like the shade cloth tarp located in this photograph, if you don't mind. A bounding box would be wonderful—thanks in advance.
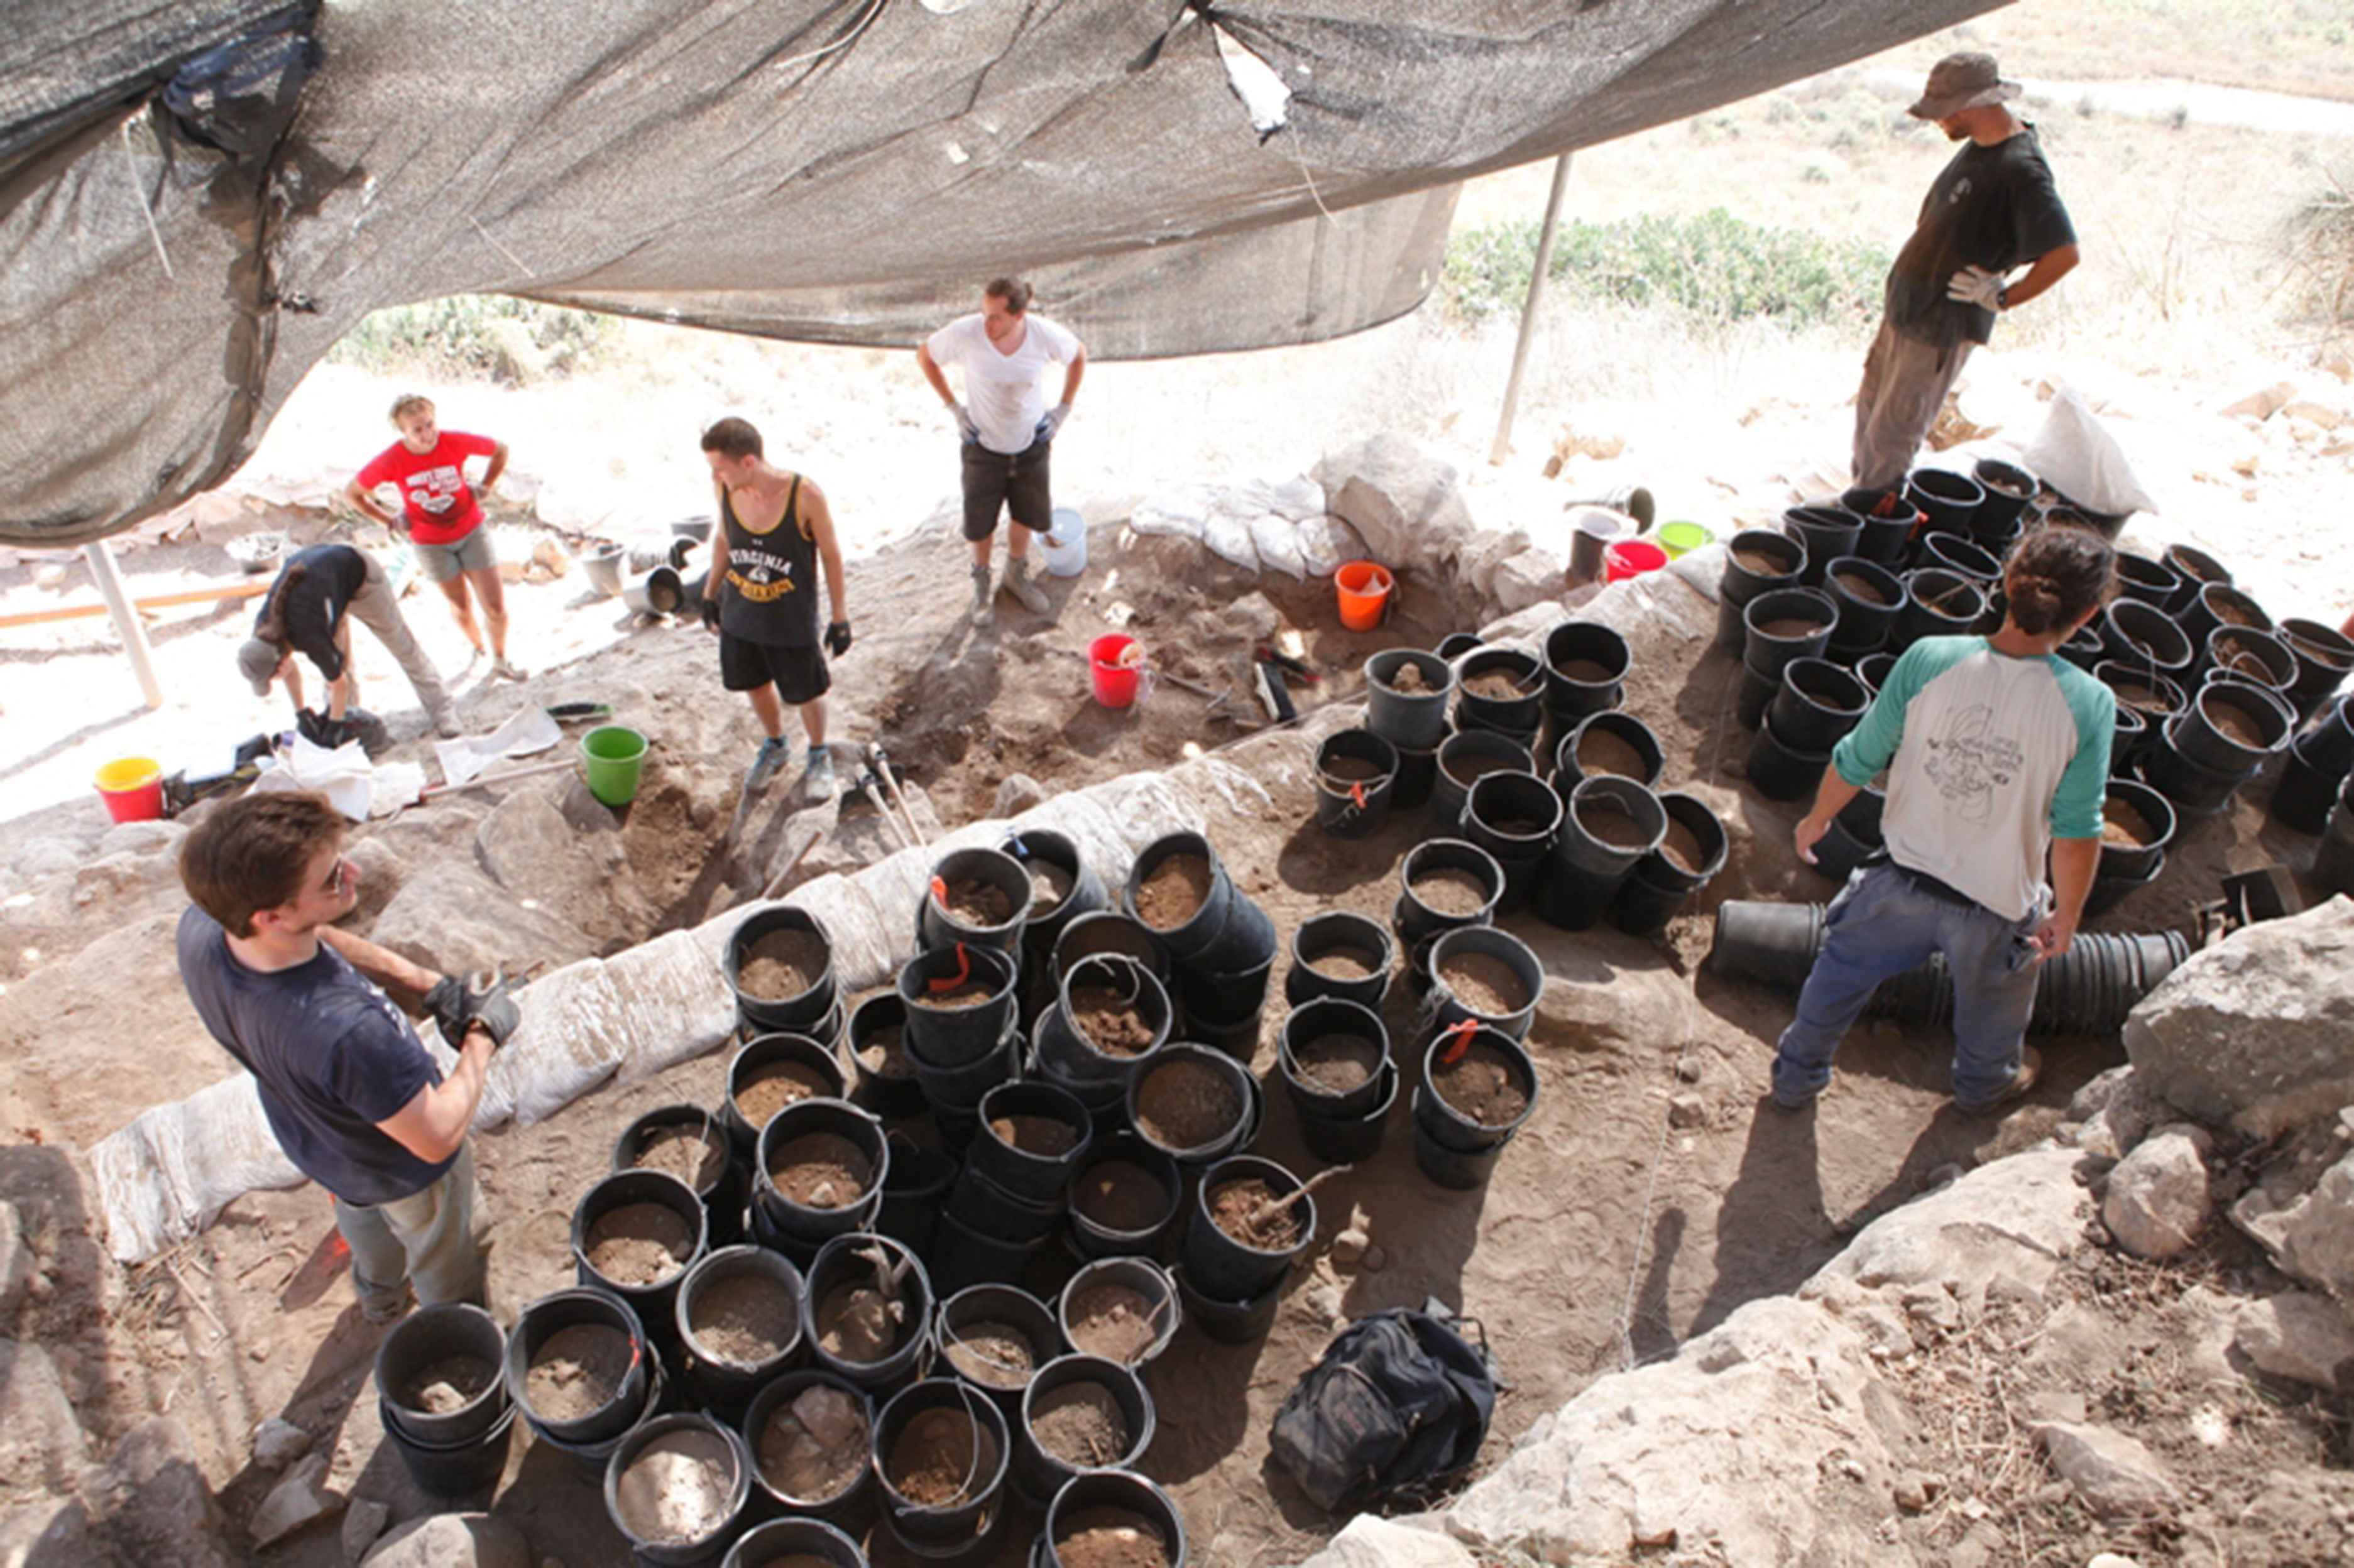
[1,0,1993,547]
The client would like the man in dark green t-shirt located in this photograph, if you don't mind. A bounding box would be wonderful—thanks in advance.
[1853,53,2081,490]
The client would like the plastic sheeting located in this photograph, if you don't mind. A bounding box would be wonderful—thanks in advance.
[3,0,1995,546]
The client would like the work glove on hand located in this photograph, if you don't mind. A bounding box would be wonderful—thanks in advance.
[424,976,469,1043]
[1946,265,2006,310]
[949,401,980,444]
[824,620,853,658]
[295,708,349,749]
[464,979,522,1050]
[699,596,721,633]
[1037,402,1073,441]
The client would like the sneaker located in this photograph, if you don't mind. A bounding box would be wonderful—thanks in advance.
[970,562,995,628]
[802,748,838,803]
[1002,555,1049,614]
[745,736,792,794]
[1961,1045,2043,1114]
[490,657,529,683]
[361,1282,416,1325]
[432,710,463,740]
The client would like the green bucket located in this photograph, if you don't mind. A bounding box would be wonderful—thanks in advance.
[581,726,649,807]
[1656,520,1714,558]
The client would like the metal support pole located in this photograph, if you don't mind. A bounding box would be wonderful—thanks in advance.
[82,539,164,709]
[1489,151,1575,466]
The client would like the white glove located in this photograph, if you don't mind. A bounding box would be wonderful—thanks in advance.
[1037,402,1073,441]
[948,401,980,443]
[1946,265,2006,310]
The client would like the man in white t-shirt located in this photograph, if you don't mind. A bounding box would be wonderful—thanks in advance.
[916,278,1088,627]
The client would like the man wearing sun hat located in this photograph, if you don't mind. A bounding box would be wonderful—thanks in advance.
[1852,53,2080,491]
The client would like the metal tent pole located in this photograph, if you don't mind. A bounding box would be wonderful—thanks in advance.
[1489,151,1575,466]
[83,539,164,709]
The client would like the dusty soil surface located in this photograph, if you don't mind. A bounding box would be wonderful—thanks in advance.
[1068,986,1158,1054]
[611,1425,737,1545]
[814,1282,911,1363]
[737,928,828,999]
[1065,1285,1164,1366]
[1071,1163,1171,1234]
[1287,1033,1383,1093]
[1208,1179,1305,1252]
[630,1123,729,1188]
[583,1202,694,1287]
[766,1135,873,1209]
[1134,855,1214,931]
[522,1325,634,1422]
[734,1062,835,1128]
[399,1354,496,1415]
[687,1273,798,1366]
[756,1384,868,1504]
[1435,950,1530,1016]
[940,1321,1037,1388]
[988,1114,1080,1158]
[1054,1510,1173,1568]
[1132,1060,1242,1150]
[1431,1038,1533,1128]
[1031,1382,1131,1467]
[887,1408,999,1507]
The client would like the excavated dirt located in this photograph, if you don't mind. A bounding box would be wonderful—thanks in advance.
[1208,1177,1304,1251]
[734,1060,837,1128]
[737,928,828,999]
[887,1409,999,1507]
[1054,1510,1173,1568]
[1071,1162,1171,1234]
[815,1280,911,1362]
[914,977,999,1010]
[612,1425,738,1545]
[2103,800,2156,847]
[689,1273,799,1365]
[1555,656,1614,683]
[1408,866,1494,914]
[1134,854,1213,930]
[1320,755,1386,783]
[524,1325,635,1422]
[1575,727,1647,778]
[1831,570,1888,605]
[1732,547,1787,574]
[1435,949,1529,1016]
[401,1354,497,1415]
[767,1133,873,1209]
[1305,947,1379,979]
[855,1020,911,1075]
[628,1124,728,1189]
[1658,814,1707,872]
[1068,985,1157,1054]
[941,876,1017,927]
[1383,662,1433,694]
[1028,861,1075,914]
[757,1383,869,1503]
[1577,796,1656,849]
[583,1202,694,1286]
[988,1113,1080,1157]
[941,1321,1037,1388]
[1029,1381,1130,1466]
[1432,1038,1532,1127]
[1132,1059,1240,1150]
[2201,694,2269,748]
[1065,1284,1164,1365]
[1289,1033,1382,1092]
[1463,668,1535,700]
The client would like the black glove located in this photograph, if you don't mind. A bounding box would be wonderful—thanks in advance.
[824,620,852,658]
[295,707,347,749]
[699,597,721,632]
[466,980,521,1050]
[424,976,469,1042]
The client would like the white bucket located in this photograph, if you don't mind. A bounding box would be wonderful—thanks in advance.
[1040,506,1087,578]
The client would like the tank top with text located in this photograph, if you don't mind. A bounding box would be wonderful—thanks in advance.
[718,475,818,648]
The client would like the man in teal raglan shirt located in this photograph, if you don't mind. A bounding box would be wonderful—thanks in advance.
[1771,525,2117,1114]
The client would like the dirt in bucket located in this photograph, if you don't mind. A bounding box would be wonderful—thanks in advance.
[1384,661,1433,694]
[1755,616,1827,638]
[1462,668,1533,700]
[1321,754,1386,783]
[1306,945,1379,980]
[631,1124,727,1189]
[1135,852,1213,930]
[1657,814,1707,873]
[402,1354,497,1416]
[1292,1033,1381,1094]
[1029,860,1075,915]
[691,1272,799,1366]
[2113,681,2169,712]
[913,976,999,1010]
[1555,656,1615,683]
[1575,727,1647,780]
[585,1202,694,1286]
[758,1382,868,1503]
[1066,1283,1163,1364]
[816,1266,911,1363]
[1433,1039,1531,1128]
[1410,867,1492,915]
[1208,1178,1303,1252]
[1069,983,1156,1055]
[1440,751,1519,788]
[735,1062,835,1128]
[613,1423,738,1546]
[767,1133,873,1209]
[941,875,1016,928]
[2103,800,2156,847]
[1056,1508,1173,1568]
[525,1323,635,1422]
[1073,1162,1170,1234]
[989,1113,1080,1158]
[2203,694,2269,748]
[739,928,826,1000]
[1733,547,1788,574]
[1030,1381,1130,1466]
[887,1408,999,1507]
[1437,950,1530,1017]
[857,1022,911,1077]
[1831,570,1888,606]
[941,1320,1037,1388]
[2214,596,2260,628]
[1134,1059,1240,1150]
[1576,797,1655,850]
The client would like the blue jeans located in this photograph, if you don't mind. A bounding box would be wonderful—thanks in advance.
[1771,862,2041,1110]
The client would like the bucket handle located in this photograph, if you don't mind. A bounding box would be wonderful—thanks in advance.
[927,942,973,994]
[1436,1018,1479,1066]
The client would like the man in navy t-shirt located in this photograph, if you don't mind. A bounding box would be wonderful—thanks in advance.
[177,792,514,1320]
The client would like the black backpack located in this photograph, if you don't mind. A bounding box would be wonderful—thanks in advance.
[1270,1307,1497,1513]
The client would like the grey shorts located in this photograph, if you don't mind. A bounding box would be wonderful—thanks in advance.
[412,525,497,583]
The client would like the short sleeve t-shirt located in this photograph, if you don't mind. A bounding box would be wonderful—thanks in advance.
[1832,636,2114,922]
[924,313,1082,455]
[258,543,370,683]
[356,431,498,545]
[176,906,454,1207]
[1884,128,2075,351]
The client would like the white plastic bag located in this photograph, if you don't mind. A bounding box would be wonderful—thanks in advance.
[2020,387,2159,516]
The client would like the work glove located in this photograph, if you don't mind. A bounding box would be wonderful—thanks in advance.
[824,620,853,658]
[465,979,521,1050]
[1037,402,1073,441]
[949,401,980,444]
[699,596,721,632]
[424,976,469,1042]
[295,707,350,749]
[1946,265,2006,310]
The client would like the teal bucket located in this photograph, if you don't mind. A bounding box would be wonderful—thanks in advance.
[582,726,649,807]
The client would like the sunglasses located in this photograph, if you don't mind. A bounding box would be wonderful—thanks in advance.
[320,855,354,898]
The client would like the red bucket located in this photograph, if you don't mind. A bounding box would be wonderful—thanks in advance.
[95,758,165,823]
[1091,634,1147,707]
[1606,539,1670,582]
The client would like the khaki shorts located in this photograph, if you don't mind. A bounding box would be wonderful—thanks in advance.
[412,525,497,584]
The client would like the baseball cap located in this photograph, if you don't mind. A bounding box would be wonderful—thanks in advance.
[1908,52,2022,121]
[237,639,282,696]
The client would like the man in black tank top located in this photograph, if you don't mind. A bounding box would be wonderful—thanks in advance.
[697,418,851,800]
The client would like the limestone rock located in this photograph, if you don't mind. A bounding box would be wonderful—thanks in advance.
[2036,1422,2179,1518]
[990,773,1052,819]
[2068,1067,2172,1160]
[2233,1146,2354,1307]
[361,1511,534,1568]
[83,1417,233,1567]
[2103,1124,2214,1260]
[2232,1289,2354,1392]
[0,1498,90,1560]
[370,856,593,981]
[0,1341,87,1493]
[473,788,655,954]
[14,837,86,879]
[253,1417,310,1472]
[95,820,185,860]
[342,1498,390,1563]
[2220,381,2296,420]
[251,1453,340,1547]
[1810,1147,2095,1305]
[2121,897,2354,1138]
[0,1203,33,1316]
[1295,1515,1476,1568]
[1314,434,1481,574]
[1491,545,1567,614]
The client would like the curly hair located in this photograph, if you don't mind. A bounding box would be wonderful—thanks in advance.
[2005,523,2115,637]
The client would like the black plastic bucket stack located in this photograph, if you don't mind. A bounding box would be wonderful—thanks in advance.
[1824,556,1907,660]
[2177,582,2274,654]
[1032,954,1173,1117]
[1037,1462,1185,1568]
[931,1283,1063,1416]
[1553,710,1664,799]
[1056,1258,1181,1372]
[1395,838,1504,950]
[1771,658,1870,754]
[2088,778,2176,918]
[377,1304,513,1497]
[801,1232,934,1393]
[1839,486,1922,567]
[2100,599,2194,681]
[1462,769,1562,913]
[1127,1045,1256,1167]
[1606,792,1731,937]
[1423,925,1545,1040]
[1743,587,1839,682]
[1284,911,1395,1010]
[727,907,838,1039]
[1781,504,1861,586]
[2273,697,2354,834]
[1004,829,1107,976]
[872,1378,1011,1563]
[574,1170,708,1362]
[2201,625,2297,695]
[846,994,925,1119]
[740,1369,876,1525]
[1279,997,1395,1163]
[1314,727,1399,839]
[1971,457,2036,536]
[617,1104,747,1248]
[752,1099,888,1261]
[1014,1354,1154,1506]
[507,1287,659,1475]
[900,944,1022,1070]
[1536,775,1667,932]
[1176,1156,1311,1344]
[1453,646,1547,742]
[1543,620,1631,724]
[1430,730,1536,837]
[1065,1135,1182,1262]
[1364,649,1454,752]
[1893,569,1985,651]
[1411,1023,1540,1190]
[674,1245,805,1424]
[2277,618,2354,721]
[1905,467,1984,538]
[918,846,1033,956]
[723,1033,849,1164]
[1717,530,1807,652]
[2110,550,2179,609]
[604,1413,752,1567]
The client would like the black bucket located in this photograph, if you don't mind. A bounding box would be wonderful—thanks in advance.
[931,1283,1063,1413]
[2160,542,2231,609]
[900,944,1022,1069]
[1744,714,1833,803]
[968,1081,1093,1206]
[1824,556,1906,658]
[1607,791,1731,937]
[1839,486,1923,567]
[1855,650,1897,695]
[377,1302,509,1448]
[2297,697,2354,777]
[1396,837,1505,947]
[2099,778,2177,883]
[674,1245,805,1422]
[1553,709,1665,795]
[1174,884,1278,977]
[753,1099,889,1260]
[1284,911,1395,1010]
[605,1412,752,1567]
[2132,734,2247,819]
[1014,1354,1154,1507]
[617,1105,747,1246]
[1912,531,2001,584]
[1278,997,1392,1119]
[1781,504,1862,585]
[1717,528,1810,650]
[801,1232,934,1392]
[2111,551,2181,610]
[1056,1257,1181,1371]
[1743,587,1839,680]
[623,565,687,617]
[723,1518,868,1568]
[1536,775,1667,932]
[917,846,1033,956]
[1894,568,1985,650]
[2059,624,2106,672]
[1462,769,1562,912]
[727,907,838,1037]
[1295,1058,1399,1165]
[2172,681,2292,775]
[922,1206,1058,1301]
[1051,912,1173,990]
[1807,814,1878,884]
[2316,792,2354,896]
[2202,624,2297,693]
[1411,1026,1538,1189]
[873,1380,1011,1559]
[847,993,927,1119]
[1709,900,1830,991]
[1004,829,1109,961]
[723,1033,849,1163]
[1127,1044,1255,1166]
[1391,741,1440,811]
[1172,1263,1286,1346]
[1423,924,1544,1040]
[1123,832,1236,960]
[1771,658,1870,754]
[2178,582,2274,653]
[1971,458,2036,533]
[1453,646,1547,736]
[1065,1135,1183,1261]
[1364,649,1455,749]
[2096,662,2187,725]
[877,1133,958,1258]
[1431,729,1536,836]
[380,1396,514,1498]
[1180,1154,1314,1302]
[911,1018,1024,1138]
[1905,467,1984,536]
[1542,621,1631,721]
[1734,657,1778,732]
[506,1287,654,1447]
[1037,1467,1187,1568]
[1315,728,1400,839]
[2084,851,2165,920]
[572,1170,708,1355]
[1034,954,1173,1106]
[2100,599,2194,679]
[741,1368,877,1523]
[2278,619,2354,716]
[2270,738,2341,834]
[1436,632,1485,660]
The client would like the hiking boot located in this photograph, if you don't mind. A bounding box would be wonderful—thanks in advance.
[1961,1045,2043,1114]
[745,736,792,794]
[432,709,463,740]
[361,1282,416,1325]
[490,657,529,683]
[1002,554,1049,614]
[802,747,838,803]
[970,562,995,628]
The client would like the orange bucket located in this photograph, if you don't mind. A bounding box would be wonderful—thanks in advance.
[95,758,165,823]
[1091,634,1147,707]
[1335,561,1394,631]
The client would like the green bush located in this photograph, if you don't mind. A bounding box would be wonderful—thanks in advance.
[1440,209,1889,331]
[327,295,608,378]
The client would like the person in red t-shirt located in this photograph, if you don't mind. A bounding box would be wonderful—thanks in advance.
[342,395,526,682]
